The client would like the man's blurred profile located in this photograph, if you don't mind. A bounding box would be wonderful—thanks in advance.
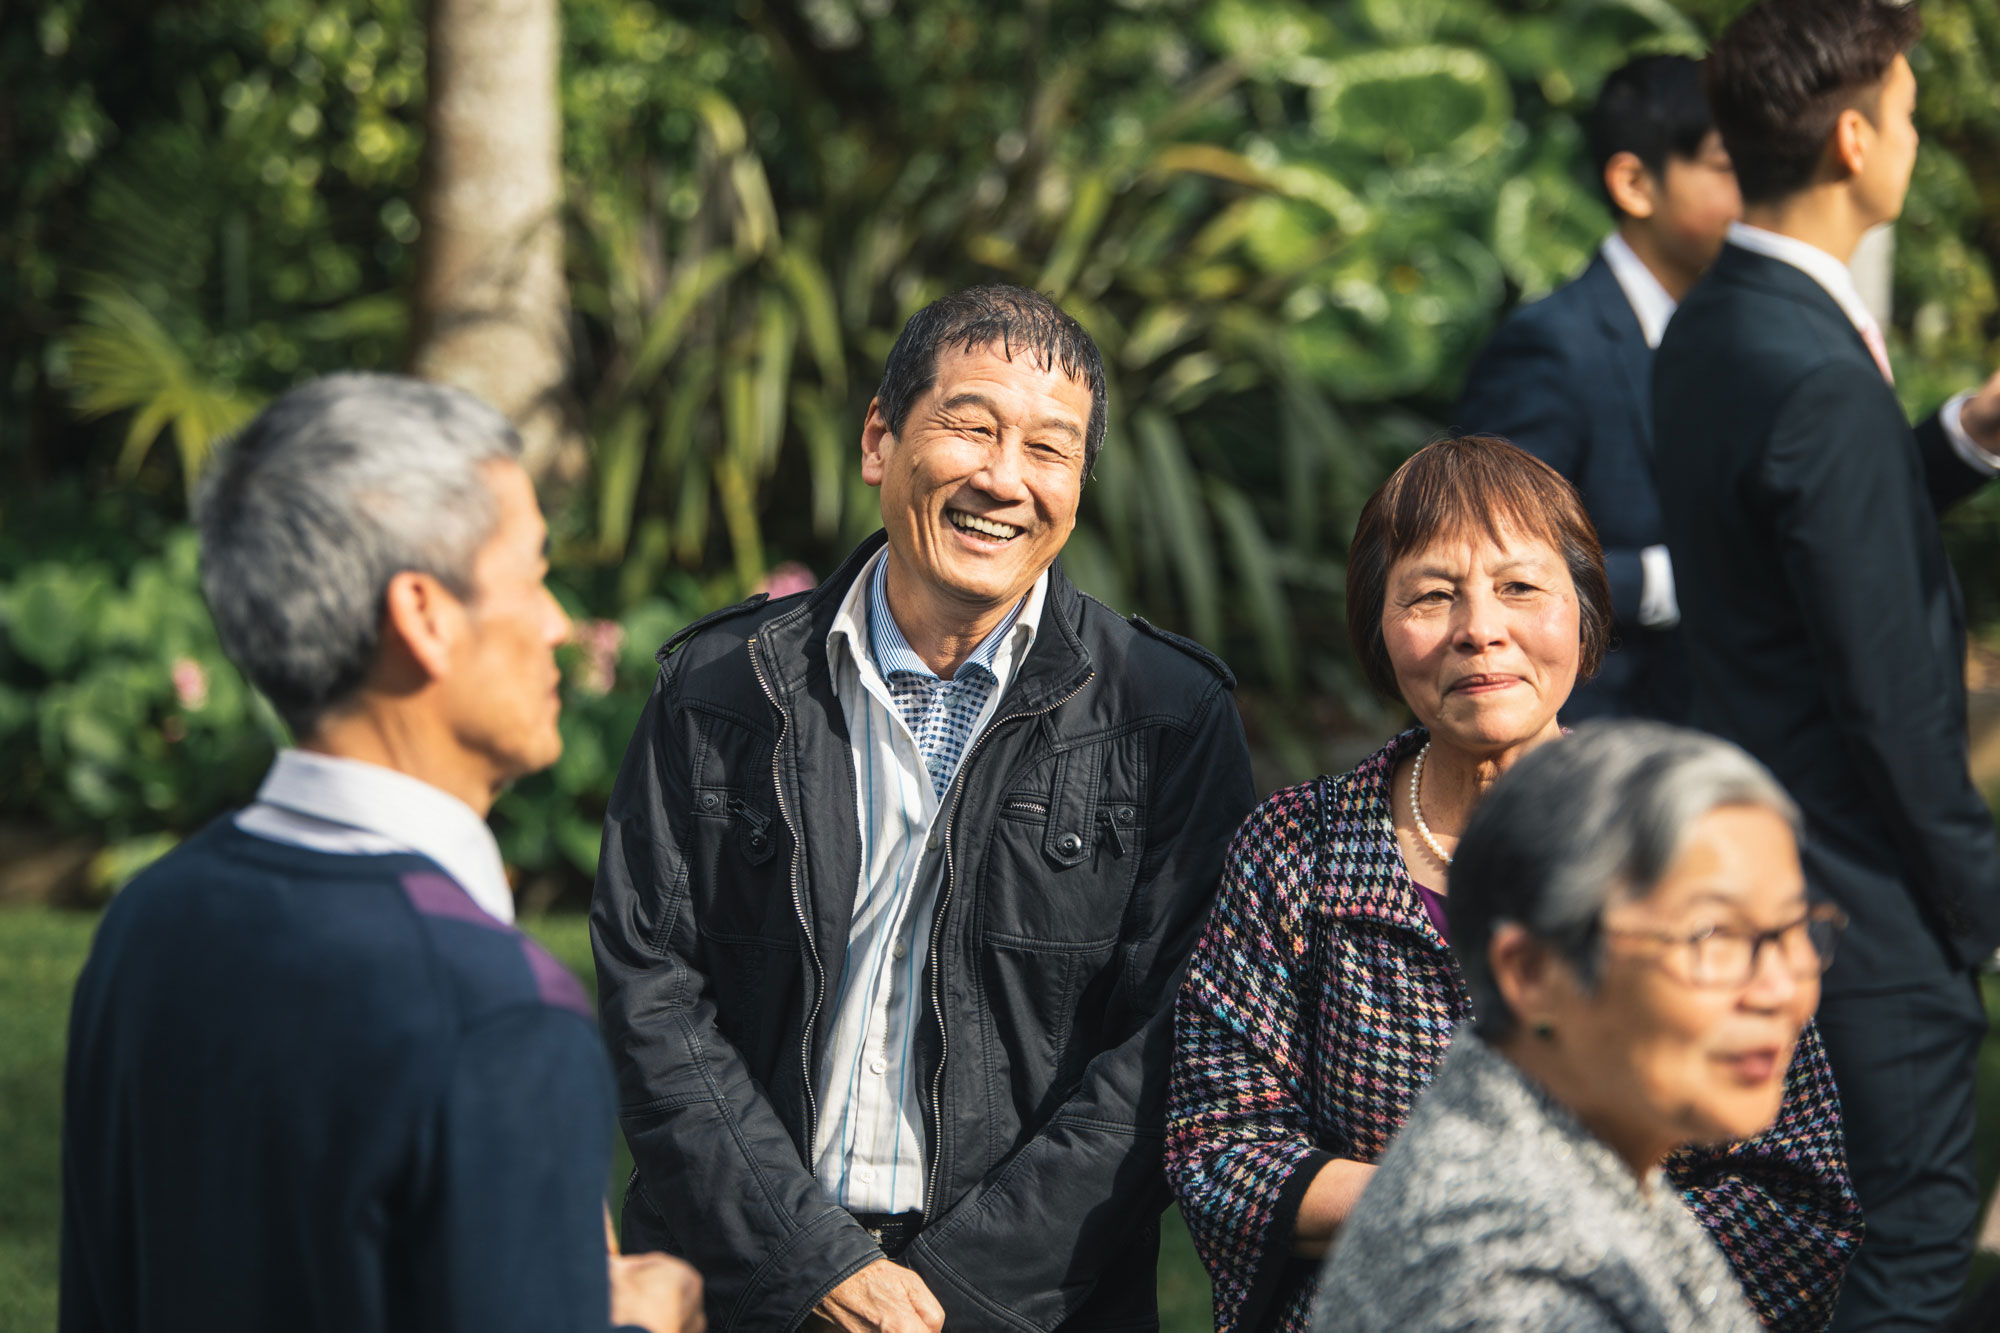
[58,373,703,1333]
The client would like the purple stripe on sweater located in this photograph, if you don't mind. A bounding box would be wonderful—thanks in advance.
[522,940,592,1018]
[400,872,503,929]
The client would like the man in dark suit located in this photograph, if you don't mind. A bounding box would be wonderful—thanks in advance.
[1653,3,2000,1325]
[1458,55,1740,722]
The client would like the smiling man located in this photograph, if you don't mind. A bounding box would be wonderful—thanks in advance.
[592,285,1256,1331]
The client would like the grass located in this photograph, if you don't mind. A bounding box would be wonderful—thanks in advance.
[0,908,1214,1331]
[15,906,1998,1330]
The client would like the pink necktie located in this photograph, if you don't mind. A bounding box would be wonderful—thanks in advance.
[1859,317,1895,385]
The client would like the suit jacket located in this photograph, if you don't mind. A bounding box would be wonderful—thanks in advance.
[1457,252,1689,722]
[1653,243,2000,983]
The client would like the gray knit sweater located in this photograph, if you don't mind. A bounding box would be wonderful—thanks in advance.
[1311,1029,1761,1332]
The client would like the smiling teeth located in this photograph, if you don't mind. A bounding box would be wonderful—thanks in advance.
[950,512,1022,540]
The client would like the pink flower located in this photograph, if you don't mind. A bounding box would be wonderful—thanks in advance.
[758,562,818,600]
[171,658,209,711]
[571,619,624,695]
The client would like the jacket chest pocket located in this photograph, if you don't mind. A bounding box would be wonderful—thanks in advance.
[688,782,794,944]
[981,740,1147,948]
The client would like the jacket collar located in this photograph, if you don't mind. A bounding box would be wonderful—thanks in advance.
[1580,253,1657,451]
[754,530,1093,715]
[1325,727,1450,951]
[1709,242,1873,362]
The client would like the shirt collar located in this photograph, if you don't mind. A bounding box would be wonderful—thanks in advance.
[827,547,1046,686]
[251,749,515,924]
[1726,221,1880,337]
[1599,233,1677,348]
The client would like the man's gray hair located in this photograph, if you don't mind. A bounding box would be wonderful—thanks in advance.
[1448,721,1801,1040]
[195,373,524,734]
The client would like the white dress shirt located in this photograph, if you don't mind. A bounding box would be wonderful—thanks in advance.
[815,549,1047,1213]
[1600,233,1682,629]
[1727,221,2000,476]
[235,749,515,925]
[1601,233,1677,350]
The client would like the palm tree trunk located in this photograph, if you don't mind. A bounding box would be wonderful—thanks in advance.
[408,0,581,481]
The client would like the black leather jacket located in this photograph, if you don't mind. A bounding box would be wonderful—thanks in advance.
[591,532,1256,1331]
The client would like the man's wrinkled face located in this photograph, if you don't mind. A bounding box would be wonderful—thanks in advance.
[439,460,571,785]
[862,342,1091,617]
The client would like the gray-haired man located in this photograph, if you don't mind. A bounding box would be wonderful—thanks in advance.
[61,375,702,1333]
[592,285,1258,1331]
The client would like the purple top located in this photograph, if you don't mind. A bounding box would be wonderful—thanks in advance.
[1413,882,1449,944]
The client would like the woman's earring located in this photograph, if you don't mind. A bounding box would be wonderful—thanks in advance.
[1532,1020,1555,1041]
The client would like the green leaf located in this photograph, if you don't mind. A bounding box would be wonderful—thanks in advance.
[593,405,648,558]
[1309,46,1513,169]
[751,291,796,472]
[1207,479,1297,694]
[90,832,181,894]
[774,245,846,394]
[5,565,110,673]
[1132,407,1220,646]
[621,251,743,396]
[65,282,262,489]
[791,384,850,538]
[1039,171,1114,296]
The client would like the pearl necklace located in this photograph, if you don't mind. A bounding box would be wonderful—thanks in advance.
[1410,741,1453,867]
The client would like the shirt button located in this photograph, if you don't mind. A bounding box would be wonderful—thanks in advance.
[855,1166,876,1184]
[892,941,908,960]
[869,1057,887,1076]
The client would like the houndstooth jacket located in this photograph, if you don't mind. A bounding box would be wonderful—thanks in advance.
[1311,1029,1763,1333]
[1164,729,1862,1333]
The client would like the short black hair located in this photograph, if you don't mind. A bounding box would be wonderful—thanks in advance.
[875,284,1108,476]
[1588,54,1716,215]
[1706,0,1922,206]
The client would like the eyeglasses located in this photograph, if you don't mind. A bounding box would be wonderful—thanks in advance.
[1601,903,1849,989]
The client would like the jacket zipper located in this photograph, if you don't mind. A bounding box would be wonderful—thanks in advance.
[749,636,824,1168]
[924,672,1094,1217]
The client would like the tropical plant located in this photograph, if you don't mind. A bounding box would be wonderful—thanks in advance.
[17,0,2000,887]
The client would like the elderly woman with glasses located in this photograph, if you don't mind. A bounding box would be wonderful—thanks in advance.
[1312,722,1847,1330]
[1166,436,1859,1333]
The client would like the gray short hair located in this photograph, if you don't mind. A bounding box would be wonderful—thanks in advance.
[194,373,524,734]
[1449,722,1801,1040]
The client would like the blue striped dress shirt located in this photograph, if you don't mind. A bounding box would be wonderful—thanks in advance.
[815,549,1045,1212]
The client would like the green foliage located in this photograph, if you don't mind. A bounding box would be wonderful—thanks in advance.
[0,494,275,885]
[0,482,699,891]
[10,0,424,484]
[551,0,1717,707]
[12,0,2000,884]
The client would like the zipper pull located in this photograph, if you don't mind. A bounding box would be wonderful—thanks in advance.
[727,795,771,834]
[1095,808,1127,859]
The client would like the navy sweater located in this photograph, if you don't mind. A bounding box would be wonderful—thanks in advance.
[61,819,625,1333]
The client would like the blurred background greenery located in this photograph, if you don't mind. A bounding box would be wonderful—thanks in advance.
[6,0,2000,892]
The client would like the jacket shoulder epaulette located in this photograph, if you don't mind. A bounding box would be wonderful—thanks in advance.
[655,593,771,665]
[1126,614,1236,689]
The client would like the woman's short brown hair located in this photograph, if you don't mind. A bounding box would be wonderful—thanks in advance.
[1345,434,1613,703]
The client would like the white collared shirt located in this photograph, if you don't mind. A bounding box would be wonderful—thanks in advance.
[1727,221,1999,476]
[815,548,1047,1213]
[236,749,515,925]
[1600,233,1677,350]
